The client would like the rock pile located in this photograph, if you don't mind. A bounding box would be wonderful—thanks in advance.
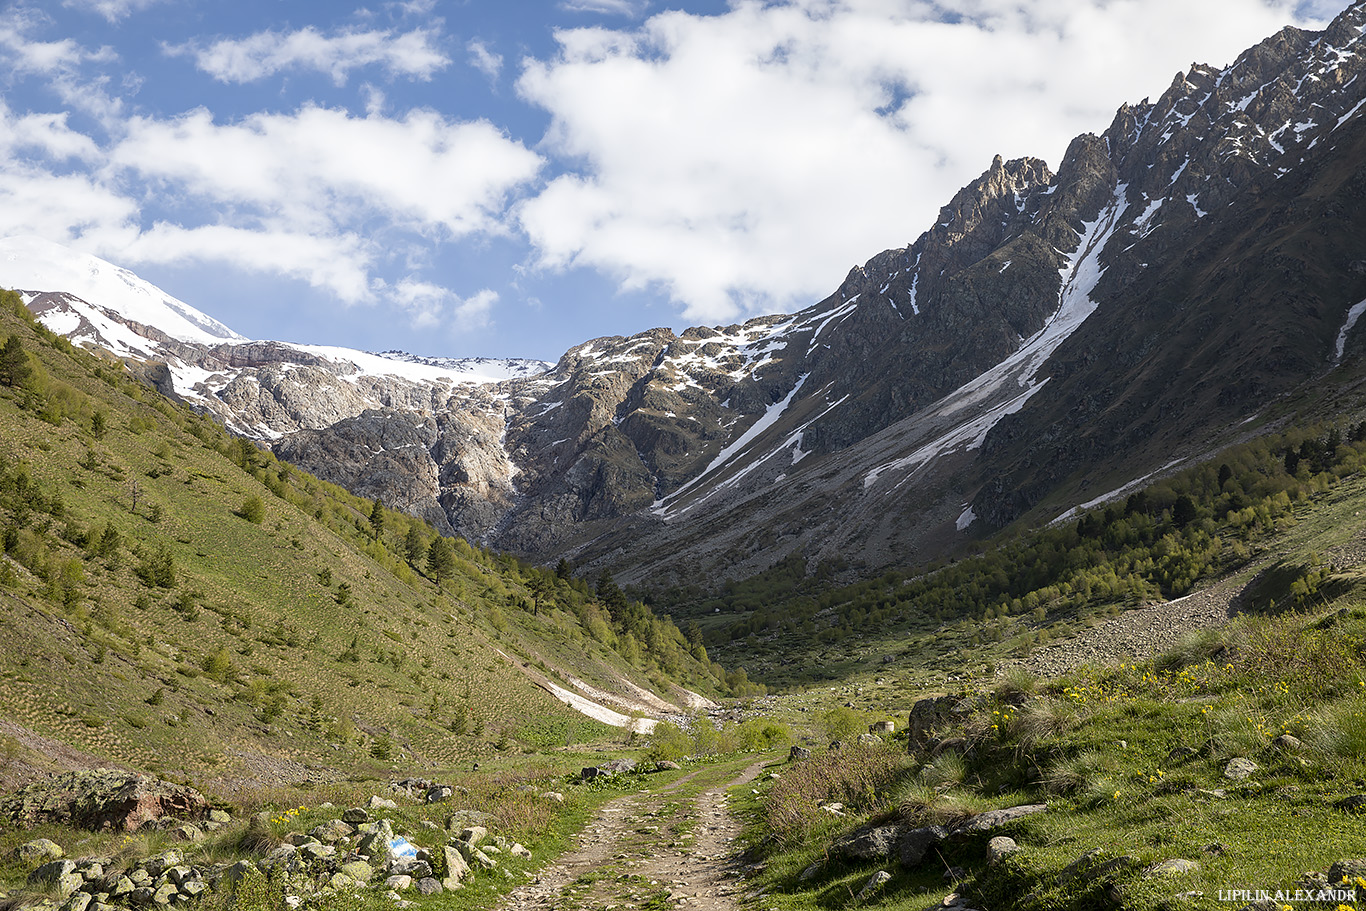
[9,799,532,911]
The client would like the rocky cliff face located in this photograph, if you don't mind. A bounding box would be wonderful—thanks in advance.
[18,3,1366,587]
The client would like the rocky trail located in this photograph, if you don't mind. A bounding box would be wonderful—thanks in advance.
[501,757,770,911]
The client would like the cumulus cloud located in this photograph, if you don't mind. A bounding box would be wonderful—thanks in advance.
[170,26,451,85]
[393,280,498,331]
[518,0,1330,324]
[467,39,503,81]
[110,105,542,246]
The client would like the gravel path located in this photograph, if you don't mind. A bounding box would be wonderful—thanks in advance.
[500,758,769,911]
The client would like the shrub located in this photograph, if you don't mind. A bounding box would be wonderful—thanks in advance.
[240,495,266,524]
[646,720,692,762]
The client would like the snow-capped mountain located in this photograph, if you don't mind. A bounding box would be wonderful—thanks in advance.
[9,3,1366,584]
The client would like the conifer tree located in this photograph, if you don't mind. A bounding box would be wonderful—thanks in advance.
[0,335,30,388]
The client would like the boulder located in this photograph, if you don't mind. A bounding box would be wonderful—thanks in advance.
[17,839,65,865]
[832,824,903,860]
[441,846,470,889]
[415,878,442,895]
[0,770,209,832]
[908,694,974,749]
[897,826,949,867]
[950,804,1047,835]
[423,786,452,804]
[385,875,413,891]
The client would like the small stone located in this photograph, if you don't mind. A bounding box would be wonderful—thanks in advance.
[385,876,412,891]
[541,792,564,803]
[143,852,183,878]
[180,882,208,898]
[510,844,531,858]
[342,808,369,824]
[1224,758,1257,780]
[59,893,92,911]
[986,836,1019,862]
[1273,734,1303,751]
[1148,859,1199,877]
[338,861,373,883]
[788,746,811,761]
[856,871,891,900]
[328,873,357,891]
[459,826,488,846]
[423,786,452,804]
[151,882,178,905]
[415,878,442,895]
[208,809,231,824]
[368,796,398,810]
[171,824,203,843]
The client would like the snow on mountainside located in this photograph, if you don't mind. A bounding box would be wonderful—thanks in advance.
[0,235,244,345]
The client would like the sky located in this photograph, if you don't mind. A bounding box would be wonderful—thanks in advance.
[0,0,1351,361]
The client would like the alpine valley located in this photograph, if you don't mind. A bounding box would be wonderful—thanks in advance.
[9,6,1366,911]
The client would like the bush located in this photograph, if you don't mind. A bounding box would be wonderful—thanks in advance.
[819,705,864,742]
[646,720,692,762]
[240,495,266,524]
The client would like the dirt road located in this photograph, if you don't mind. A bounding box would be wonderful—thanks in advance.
[501,757,771,911]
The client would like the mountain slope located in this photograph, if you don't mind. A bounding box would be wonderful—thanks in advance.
[0,290,721,792]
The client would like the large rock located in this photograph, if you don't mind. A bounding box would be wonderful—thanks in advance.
[0,771,209,832]
[440,846,470,889]
[17,839,65,865]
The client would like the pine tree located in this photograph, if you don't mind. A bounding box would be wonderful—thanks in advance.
[368,497,385,538]
[0,335,31,388]
[426,536,456,580]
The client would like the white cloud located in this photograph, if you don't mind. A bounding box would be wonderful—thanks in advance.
[170,26,451,86]
[110,105,542,245]
[62,0,170,23]
[393,280,498,331]
[467,39,503,81]
[0,9,115,77]
[518,0,1331,324]
[559,0,649,15]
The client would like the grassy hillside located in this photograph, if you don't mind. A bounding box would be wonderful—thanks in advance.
[0,290,724,796]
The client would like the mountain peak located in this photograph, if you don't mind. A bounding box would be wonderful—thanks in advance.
[0,235,246,346]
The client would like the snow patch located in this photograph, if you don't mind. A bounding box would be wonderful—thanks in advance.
[1335,298,1366,363]
[956,506,977,531]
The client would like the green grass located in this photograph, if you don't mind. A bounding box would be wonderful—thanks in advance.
[734,601,1366,910]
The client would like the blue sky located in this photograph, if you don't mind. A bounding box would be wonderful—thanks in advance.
[0,0,1349,361]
